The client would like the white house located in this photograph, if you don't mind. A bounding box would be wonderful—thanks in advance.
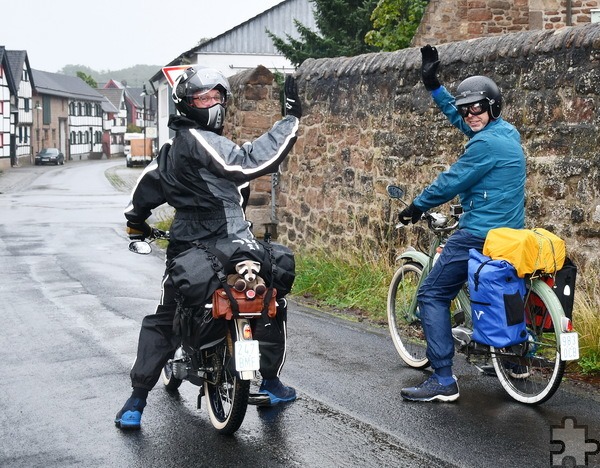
[0,47,17,166]
[33,69,106,161]
[149,0,317,149]
[97,87,128,156]
[0,49,35,168]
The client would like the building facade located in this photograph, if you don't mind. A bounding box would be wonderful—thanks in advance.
[412,0,600,46]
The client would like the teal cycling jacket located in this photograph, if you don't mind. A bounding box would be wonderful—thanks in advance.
[413,86,526,239]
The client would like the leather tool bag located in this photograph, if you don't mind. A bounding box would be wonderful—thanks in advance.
[212,287,277,320]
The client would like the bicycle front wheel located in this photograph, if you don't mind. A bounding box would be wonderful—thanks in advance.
[491,280,565,405]
[387,262,430,369]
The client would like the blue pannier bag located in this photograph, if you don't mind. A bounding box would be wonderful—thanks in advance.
[468,249,528,347]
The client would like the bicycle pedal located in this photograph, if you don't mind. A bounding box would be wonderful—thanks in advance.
[452,326,472,347]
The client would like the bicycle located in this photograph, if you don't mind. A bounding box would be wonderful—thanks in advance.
[386,185,579,404]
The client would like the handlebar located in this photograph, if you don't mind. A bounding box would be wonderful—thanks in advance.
[129,228,170,255]
[387,184,460,235]
[150,228,170,241]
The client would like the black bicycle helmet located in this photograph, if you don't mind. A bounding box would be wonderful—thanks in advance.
[172,66,231,132]
[455,75,502,119]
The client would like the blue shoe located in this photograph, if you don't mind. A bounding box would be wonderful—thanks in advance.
[401,374,459,402]
[258,378,297,405]
[115,397,146,429]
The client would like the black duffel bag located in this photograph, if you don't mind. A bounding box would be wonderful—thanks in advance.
[168,236,295,307]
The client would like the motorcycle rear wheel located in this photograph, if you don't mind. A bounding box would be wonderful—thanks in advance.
[204,338,250,435]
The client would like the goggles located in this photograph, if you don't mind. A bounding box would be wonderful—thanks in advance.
[457,100,489,117]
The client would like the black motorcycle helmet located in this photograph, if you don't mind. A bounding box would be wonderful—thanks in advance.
[171,66,231,133]
[455,75,502,120]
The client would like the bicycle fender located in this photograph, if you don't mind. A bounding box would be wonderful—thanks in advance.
[395,250,429,268]
[530,278,567,343]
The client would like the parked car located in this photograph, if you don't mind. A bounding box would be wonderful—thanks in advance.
[35,148,65,166]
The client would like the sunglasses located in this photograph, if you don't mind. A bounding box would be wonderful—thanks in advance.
[457,100,489,117]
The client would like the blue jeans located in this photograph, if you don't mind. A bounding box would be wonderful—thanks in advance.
[417,229,485,371]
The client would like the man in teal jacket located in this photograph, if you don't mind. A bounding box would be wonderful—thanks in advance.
[398,45,526,402]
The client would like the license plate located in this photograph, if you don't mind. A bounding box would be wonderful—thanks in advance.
[560,332,579,361]
[235,340,260,371]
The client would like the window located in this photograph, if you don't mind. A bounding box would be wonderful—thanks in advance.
[43,96,51,124]
[0,133,3,148]
[24,98,30,112]
[70,131,75,144]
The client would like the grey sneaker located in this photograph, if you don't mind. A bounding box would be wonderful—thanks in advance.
[401,374,459,402]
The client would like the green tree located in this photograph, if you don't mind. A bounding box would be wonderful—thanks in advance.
[76,71,98,88]
[365,0,428,51]
[268,0,379,67]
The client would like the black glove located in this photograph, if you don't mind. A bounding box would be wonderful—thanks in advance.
[421,45,441,91]
[126,221,153,240]
[284,75,302,119]
[398,202,423,225]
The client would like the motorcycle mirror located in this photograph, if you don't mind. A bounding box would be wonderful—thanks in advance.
[129,241,152,255]
[386,185,404,199]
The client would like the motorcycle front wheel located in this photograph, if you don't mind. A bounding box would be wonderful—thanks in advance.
[204,336,250,435]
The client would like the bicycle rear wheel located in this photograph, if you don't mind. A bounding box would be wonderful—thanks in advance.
[204,336,250,434]
[491,280,565,404]
[387,262,429,369]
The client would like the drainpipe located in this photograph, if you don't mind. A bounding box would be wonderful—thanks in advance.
[566,0,572,26]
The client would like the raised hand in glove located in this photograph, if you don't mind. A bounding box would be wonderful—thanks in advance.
[126,221,153,240]
[398,202,423,225]
[284,75,302,119]
[421,44,441,91]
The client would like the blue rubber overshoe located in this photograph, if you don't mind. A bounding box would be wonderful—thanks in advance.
[401,374,459,402]
[114,397,146,429]
[258,378,297,405]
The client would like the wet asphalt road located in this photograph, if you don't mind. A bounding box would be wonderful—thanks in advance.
[0,159,598,468]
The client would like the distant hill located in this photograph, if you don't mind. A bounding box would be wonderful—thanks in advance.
[59,64,162,88]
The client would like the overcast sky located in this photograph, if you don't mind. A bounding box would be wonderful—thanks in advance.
[3,0,285,72]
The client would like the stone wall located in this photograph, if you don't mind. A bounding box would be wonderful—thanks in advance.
[412,0,600,47]
[267,23,600,266]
